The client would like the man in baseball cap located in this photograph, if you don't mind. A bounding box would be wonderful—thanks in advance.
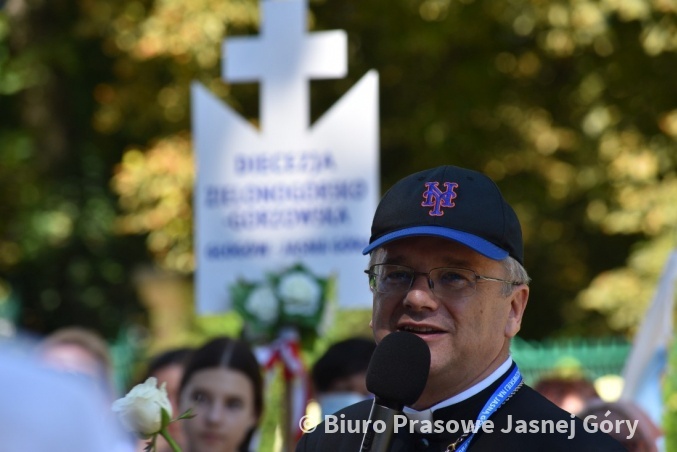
[298,165,624,451]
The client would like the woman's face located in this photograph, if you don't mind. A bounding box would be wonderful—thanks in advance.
[180,368,257,452]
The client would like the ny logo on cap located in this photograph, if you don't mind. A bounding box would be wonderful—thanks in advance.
[421,181,458,216]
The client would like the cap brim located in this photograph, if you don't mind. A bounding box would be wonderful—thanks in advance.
[362,225,509,260]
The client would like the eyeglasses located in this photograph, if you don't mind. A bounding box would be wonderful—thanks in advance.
[364,264,523,299]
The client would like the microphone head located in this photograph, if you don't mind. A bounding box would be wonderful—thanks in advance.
[366,331,431,408]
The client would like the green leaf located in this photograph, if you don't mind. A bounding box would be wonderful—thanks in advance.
[176,407,196,420]
[161,407,171,430]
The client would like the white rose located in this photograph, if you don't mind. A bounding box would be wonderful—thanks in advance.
[112,377,172,436]
[278,271,321,316]
[245,286,279,324]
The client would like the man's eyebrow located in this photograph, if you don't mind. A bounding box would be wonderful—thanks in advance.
[379,253,410,266]
[441,257,474,268]
[381,254,474,268]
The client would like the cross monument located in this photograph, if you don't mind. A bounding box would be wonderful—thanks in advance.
[192,0,379,313]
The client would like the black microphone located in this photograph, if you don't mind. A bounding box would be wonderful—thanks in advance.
[359,331,430,452]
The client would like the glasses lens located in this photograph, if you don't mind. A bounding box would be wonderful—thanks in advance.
[430,268,476,298]
[369,265,478,298]
[370,264,413,293]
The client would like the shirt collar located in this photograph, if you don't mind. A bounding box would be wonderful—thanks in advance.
[403,356,513,423]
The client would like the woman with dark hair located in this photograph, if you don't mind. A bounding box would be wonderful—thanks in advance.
[179,337,263,452]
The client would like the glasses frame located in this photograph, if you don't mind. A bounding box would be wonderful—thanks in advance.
[364,263,523,297]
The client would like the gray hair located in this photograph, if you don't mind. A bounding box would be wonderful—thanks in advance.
[500,255,530,296]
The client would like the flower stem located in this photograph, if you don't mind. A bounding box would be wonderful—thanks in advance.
[160,428,181,452]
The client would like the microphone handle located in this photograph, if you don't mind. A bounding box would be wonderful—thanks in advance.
[359,400,401,452]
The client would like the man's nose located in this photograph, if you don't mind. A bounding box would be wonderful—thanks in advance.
[403,274,438,311]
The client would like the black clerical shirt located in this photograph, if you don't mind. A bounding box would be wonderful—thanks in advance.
[296,362,626,451]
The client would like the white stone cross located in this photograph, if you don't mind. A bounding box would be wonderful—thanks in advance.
[224,0,347,142]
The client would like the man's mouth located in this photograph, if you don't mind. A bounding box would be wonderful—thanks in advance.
[398,325,444,335]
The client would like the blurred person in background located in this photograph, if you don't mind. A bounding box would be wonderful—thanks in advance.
[38,326,117,401]
[1,333,128,452]
[580,400,663,452]
[311,337,375,416]
[178,336,263,452]
[533,375,601,415]
[135,346,194,452]
[37,326,134,451]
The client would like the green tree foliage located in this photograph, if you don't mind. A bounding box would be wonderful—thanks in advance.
[108,0,677,339]
[0,0,149,337]
[309,0,677,338]
[1,0,676,342]
[665,335,677,451]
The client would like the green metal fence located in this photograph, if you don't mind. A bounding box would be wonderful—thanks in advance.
[511,336,632,385]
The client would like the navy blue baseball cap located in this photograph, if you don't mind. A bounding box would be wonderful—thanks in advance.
[362,165,524,265]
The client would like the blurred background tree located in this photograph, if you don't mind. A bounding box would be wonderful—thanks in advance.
[109,0,677,340]
[0,0,150,338]
[1,0,676,365]
[3,0,677,448]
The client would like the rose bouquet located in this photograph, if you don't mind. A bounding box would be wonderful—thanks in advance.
[231,263,335,346]
[112,377,193,452]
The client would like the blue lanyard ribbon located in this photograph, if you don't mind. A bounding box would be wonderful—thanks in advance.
[454,365,522,452]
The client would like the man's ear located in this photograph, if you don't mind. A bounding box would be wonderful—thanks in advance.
[505,285,529,338]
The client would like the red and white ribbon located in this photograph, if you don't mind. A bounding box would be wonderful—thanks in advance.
[255,328,310,441]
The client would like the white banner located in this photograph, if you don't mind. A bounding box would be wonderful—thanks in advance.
[192,0,379,313]
[620,249,677,429]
